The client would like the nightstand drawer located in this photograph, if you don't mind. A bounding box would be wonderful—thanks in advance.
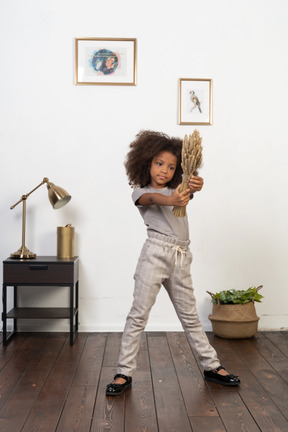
[3,263,75,284]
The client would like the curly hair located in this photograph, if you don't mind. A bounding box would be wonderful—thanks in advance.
[124,130,183,189]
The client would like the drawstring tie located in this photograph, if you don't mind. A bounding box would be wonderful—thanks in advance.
[172,245,186,268]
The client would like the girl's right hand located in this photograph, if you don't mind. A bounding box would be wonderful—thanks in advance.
[170,186,191,206]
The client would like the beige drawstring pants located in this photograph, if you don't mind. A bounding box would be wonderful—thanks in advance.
[117,231,220,377]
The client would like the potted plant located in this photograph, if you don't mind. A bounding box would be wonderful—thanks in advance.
[207,286,263,339]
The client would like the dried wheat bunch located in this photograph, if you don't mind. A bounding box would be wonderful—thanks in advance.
[173,130,203,217]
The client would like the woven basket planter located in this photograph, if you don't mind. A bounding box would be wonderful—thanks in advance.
[208,302,259,339]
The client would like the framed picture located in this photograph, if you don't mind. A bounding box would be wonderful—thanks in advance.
[179,78,213,125]
[75,38,137,85]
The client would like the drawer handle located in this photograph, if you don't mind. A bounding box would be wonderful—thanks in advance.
[29,265,48,270]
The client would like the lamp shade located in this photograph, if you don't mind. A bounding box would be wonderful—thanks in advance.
[47,182,71,209]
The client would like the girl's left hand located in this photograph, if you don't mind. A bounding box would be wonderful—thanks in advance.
[189,175,204,193]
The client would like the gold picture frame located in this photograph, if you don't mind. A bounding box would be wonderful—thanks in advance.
[179,78,213,125]
[75,37,137,86]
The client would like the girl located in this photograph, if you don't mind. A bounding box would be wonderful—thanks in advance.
[106,130,240,396]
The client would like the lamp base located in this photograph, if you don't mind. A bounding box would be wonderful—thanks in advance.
[10,246,36,259]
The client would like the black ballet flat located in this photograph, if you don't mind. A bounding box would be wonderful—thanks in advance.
[106,374,132,396]
[204,366,240,386]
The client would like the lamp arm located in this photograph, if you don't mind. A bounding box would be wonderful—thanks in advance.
[10,177,49,210]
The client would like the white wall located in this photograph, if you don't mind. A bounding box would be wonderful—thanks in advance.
[0,0,287,333]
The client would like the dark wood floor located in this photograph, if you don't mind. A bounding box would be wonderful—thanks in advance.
[0,331,288,432]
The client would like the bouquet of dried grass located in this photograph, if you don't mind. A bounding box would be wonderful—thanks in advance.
[173,130,203,218]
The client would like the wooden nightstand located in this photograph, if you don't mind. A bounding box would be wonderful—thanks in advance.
[2,256,79,345]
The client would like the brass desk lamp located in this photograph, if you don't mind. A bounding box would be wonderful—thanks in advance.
[10,177,71,259]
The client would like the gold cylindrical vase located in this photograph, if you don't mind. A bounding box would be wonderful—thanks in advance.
[57,224,75,258]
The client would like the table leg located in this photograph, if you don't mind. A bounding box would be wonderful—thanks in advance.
[75,280,79,335]
[69,284,73,345]
[2,284,7,345]
[14,286,18,333]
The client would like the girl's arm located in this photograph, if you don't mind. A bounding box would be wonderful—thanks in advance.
[138,176,204,207]
[138,186,191,207]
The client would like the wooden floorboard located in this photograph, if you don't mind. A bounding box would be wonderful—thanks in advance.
[148,333,192,431]
[166,332,218,417]
[0,331,288,432]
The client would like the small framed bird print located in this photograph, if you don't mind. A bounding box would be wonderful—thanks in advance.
[179,78,213,125]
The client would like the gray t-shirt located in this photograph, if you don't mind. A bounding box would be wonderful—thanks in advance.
[132,186,190,241]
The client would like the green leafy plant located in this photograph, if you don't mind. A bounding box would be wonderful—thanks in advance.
[207,286,263,305]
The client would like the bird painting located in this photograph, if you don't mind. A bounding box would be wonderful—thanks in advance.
[189,91,202,113]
